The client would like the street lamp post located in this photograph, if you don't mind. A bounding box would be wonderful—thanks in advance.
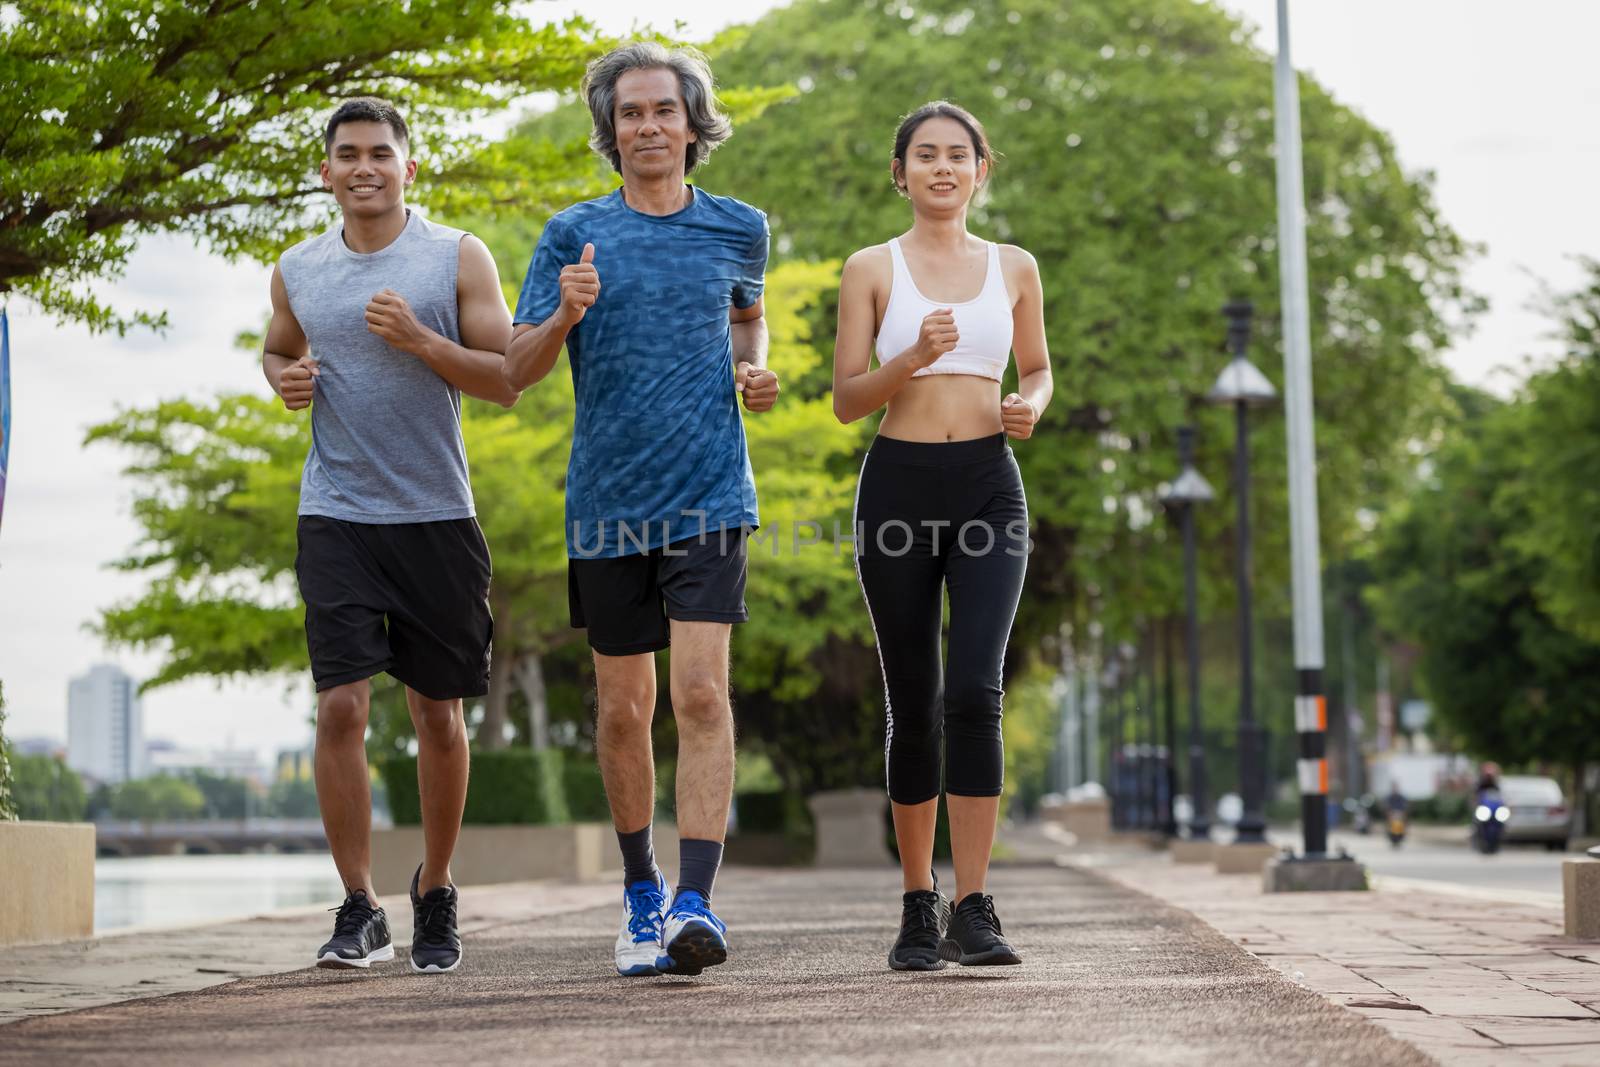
[1208,302,1277,845]
[1161,615,1179,837]
[1160,426,1216,840]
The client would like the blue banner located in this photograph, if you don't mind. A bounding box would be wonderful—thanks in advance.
[0,308,10,535]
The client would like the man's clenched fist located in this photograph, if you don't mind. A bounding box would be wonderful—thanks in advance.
[278,356,320,411]
[735,362,780,413]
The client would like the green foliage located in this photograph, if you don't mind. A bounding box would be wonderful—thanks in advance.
[266,776,321,819]
[1499,258,1600,644]
[379,748,568,826]
[1370,381,1600,772]
[1001,661,1061,815]
[10,755,88,822]
[561,755,611,823]
[1,0,606,332]
[110,775,207,821]
[182,769,252,820]
[0,683,15,821]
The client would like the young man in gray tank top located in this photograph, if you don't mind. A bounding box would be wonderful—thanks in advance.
[262,98,520,975]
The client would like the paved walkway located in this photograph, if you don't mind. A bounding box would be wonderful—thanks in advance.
[0,882,615,1025]
[3,864,1428,1065]
[1070,843,1600,1066]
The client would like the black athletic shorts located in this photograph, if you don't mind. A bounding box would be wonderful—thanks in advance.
[295,515,493,700]
[568,527,749,657]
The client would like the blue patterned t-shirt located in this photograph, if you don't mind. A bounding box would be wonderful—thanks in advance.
[514,187,768,559]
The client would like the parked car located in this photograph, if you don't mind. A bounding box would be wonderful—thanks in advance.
[1498,775,1570,849]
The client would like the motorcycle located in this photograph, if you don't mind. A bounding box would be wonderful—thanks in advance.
[1387,809,1408,848]
[1473,791,1509,854]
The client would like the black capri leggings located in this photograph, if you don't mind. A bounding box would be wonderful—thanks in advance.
[853,433,1029,806]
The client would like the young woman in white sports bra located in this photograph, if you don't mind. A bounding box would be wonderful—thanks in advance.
[833,101,1053,972]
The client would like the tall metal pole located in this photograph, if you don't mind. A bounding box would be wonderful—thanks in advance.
[1274,0,1329,857]
[1179,428,1211,841]
[1231,383,1267,844]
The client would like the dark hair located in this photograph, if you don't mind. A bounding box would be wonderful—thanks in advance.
[323,97,410,155]
[581,42,731,175]
[891,100,995,194]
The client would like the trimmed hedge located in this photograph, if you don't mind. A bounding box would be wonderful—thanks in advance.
[380,748,569,827]
[734,790,813,836]
[562,755,612,823]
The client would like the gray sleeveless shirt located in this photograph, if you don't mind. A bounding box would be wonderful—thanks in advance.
[279,210,475,523]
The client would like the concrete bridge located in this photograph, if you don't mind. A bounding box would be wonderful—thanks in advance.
[93,819,327,857]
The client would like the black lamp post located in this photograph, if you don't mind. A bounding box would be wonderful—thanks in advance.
[1208,301,1278,845]
[1160,426,1216,840]
[1161,615,1179,838]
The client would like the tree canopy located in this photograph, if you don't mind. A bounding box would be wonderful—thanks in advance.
[1,0,602,332]
[1371,265,1600,788]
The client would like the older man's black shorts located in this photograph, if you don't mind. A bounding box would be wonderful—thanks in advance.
[295,515,493,700]
[568,528,749,657]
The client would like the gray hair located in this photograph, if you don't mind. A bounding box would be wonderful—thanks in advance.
[582,42,732,175]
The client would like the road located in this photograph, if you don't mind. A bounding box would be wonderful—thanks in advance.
[1313,827,1570,900]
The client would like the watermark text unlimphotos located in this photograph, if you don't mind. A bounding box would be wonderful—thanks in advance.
[569,511,1033,558]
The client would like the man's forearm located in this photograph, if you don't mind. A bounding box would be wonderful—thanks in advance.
[504,315,573,390]
[416,334,519,407]
[732,317,768,370]
[263,351,296,397]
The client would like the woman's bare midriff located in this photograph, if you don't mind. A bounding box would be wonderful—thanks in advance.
[878,373,1004,443]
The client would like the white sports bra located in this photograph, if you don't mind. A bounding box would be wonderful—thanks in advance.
[873,237,1014,382]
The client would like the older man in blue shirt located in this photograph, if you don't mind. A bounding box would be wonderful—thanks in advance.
[504,41,777,979]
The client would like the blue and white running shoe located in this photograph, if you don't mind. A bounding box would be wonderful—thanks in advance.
[615,870,670,977]
[658,889,728,976]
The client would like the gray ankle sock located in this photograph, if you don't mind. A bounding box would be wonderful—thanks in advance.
[617,825,656,886]
[677,838,724,900]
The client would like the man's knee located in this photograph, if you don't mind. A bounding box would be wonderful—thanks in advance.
[317,684,369,743]
[597,682,655,738]
[672,672,729,730]
[411,697,463,747]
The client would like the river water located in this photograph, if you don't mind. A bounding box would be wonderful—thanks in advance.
[95,853,344,933]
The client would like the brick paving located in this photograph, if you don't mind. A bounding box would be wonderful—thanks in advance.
[1089,850,1600,1067]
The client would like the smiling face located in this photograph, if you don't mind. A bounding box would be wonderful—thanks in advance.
[320,120,416,219]
[613,66,697,184]
[894,115,988,213]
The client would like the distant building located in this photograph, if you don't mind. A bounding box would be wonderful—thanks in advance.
[276,743,315,782]
[146,746,269,786]
[12,736,65,758]
[67,664,143,785]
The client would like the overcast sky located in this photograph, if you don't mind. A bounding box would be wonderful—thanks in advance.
[3,0,1596,760]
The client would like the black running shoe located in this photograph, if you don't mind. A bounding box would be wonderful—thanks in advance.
[409,865,462,974]
[316,889,394,969]
[939,892,1022,966]
[888,885,950,971]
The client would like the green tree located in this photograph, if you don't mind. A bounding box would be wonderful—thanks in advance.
[183,769,253,820]
[10,755,89,822]
[1371,387,1600,833]
[1,0,604,333]
[109,775,207,821]
[1500,258,1600,644]
[266,776,320,818]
